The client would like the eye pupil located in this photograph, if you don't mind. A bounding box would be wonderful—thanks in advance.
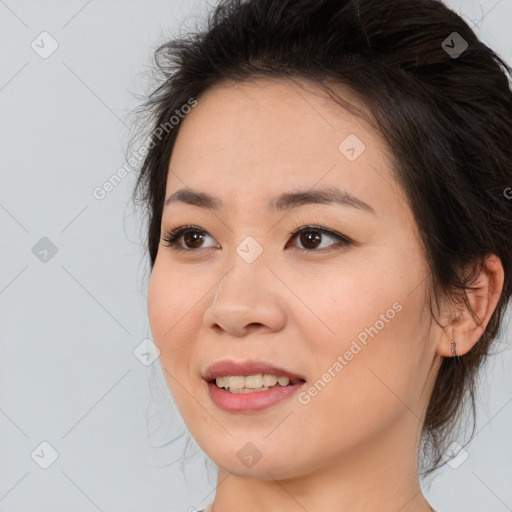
[300,231,321,249]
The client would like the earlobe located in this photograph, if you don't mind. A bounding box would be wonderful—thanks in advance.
[436,253,504,358]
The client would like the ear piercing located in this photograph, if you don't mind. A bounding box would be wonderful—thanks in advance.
[451,338,457,357]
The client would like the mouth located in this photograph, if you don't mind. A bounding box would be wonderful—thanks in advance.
[207,374,306,393]
[203,359,306,392]
[205,377,306,413]
[203,359,306,411]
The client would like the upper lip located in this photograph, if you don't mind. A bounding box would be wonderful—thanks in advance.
[204,359,306,382]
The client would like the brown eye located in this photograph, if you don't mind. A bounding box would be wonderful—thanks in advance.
[287,226,352,252]
[183,231,206,249]
[298,230,322,249]
[161,224,352,253]
[161,226,219,251]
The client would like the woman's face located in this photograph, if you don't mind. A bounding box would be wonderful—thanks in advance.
[148,78,443,479]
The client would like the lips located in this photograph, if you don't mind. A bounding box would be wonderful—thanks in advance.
[203,359,306,383]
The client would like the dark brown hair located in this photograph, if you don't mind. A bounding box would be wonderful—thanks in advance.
[132,0,512,476]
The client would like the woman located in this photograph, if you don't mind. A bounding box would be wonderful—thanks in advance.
[132,0,512,510]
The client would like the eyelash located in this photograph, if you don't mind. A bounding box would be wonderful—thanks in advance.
[160,224,354,253]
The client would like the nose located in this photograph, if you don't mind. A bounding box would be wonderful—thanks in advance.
[202,261,287,337]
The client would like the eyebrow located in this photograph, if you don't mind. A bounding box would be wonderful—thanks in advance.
[164,185,376,215]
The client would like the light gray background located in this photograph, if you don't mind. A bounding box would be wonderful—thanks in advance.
[0,1,511,511]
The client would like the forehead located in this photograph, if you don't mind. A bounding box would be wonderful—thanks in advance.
[166,78,405,213]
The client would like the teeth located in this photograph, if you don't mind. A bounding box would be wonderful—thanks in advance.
[244,374,264,388]
[262,374,278,387]
[215,376,230,388]
[277,376,290,386]
[229,376,245,388]
[215,373,292,391]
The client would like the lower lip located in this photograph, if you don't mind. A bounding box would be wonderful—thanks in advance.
[206,380,305,413]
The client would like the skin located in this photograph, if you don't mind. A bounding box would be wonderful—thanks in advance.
[147,78,504,512]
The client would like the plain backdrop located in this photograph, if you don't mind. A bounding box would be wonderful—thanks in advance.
[1,1,511,511]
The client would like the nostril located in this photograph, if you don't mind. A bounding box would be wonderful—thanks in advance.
[247,322,264,329]
[211,324,223,334]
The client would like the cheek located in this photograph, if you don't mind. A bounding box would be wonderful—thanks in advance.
[296,255,429,410]
[291,264,393,355]
[308,285,429,434]
[147,268,174,346]
[147,262,205,342]
[147,267,198,415]
[147,265,200,375]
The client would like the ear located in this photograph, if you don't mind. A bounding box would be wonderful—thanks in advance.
[436,253,504,357]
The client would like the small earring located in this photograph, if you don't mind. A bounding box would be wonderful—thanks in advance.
[451,338,457,357]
